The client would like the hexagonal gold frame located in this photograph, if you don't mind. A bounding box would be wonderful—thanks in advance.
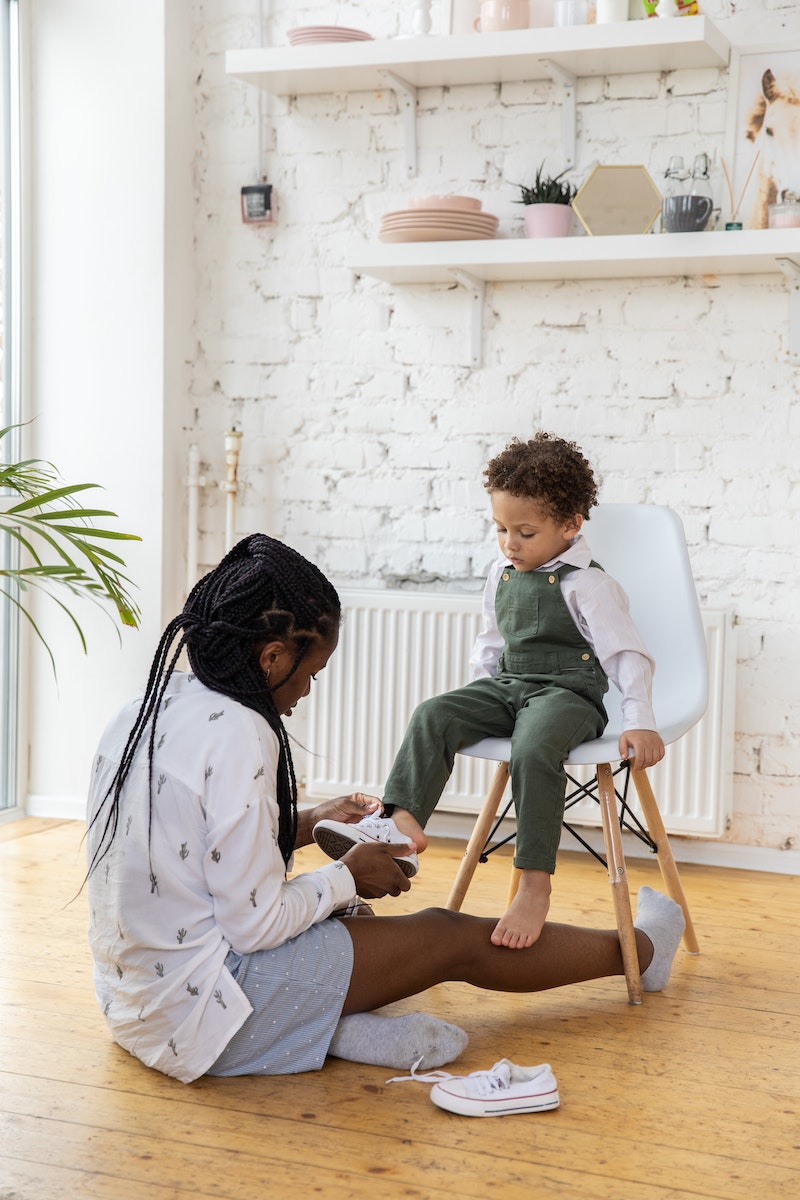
[572,164,663,237]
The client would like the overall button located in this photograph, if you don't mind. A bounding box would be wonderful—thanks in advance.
[548,575,556,584]
[502,572,510,582]
[581,653,591,661]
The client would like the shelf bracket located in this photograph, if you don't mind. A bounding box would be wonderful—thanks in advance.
[449,269,485,368]
[379,70,418,179]
[776,257,800,365]
[537,60,577,170]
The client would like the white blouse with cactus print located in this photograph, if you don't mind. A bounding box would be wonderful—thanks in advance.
[86,672,358,1083]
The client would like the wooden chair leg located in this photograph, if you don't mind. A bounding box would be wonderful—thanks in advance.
[597,763,642,1005]
[631,768,700,955]
[445,762,509,911]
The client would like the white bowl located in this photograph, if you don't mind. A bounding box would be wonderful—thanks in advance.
[408,195,482,213]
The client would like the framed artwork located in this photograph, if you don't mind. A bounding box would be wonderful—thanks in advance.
[724,43,800,229]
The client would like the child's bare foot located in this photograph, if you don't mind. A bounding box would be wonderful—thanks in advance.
[390,807,429,854]
[490,870,552,949]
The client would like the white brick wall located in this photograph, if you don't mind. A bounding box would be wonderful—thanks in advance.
[186,0,800,855]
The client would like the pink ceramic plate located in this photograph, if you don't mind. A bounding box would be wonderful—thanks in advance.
[381,208,497,224]
[287,26,373,43]
[379,216,497,228]
[379,227,497,242]
[408,195,482,212]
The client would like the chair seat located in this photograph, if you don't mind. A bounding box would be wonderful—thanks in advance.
[459,709,699,770]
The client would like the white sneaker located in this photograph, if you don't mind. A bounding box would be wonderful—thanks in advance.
[312,815,419,878]
[429,1059,559,1117]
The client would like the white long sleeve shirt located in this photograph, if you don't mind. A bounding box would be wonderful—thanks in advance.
[469,535,657,731]
[86,672,358,1083]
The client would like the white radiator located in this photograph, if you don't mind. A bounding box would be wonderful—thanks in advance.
[306,589,734,838]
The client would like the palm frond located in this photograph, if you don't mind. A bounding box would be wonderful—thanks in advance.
[1,422,143,671]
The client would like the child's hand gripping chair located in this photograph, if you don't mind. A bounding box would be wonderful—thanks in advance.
[446,504,705,1004]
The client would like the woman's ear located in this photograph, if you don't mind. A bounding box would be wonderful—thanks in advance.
[257,641,287,676]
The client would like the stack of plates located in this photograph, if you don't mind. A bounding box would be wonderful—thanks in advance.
[287,26,373,45]
[379,197,498,243]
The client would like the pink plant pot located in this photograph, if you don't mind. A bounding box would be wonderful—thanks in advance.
[523,203,574,238]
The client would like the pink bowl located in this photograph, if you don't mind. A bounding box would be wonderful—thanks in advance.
[408,195,482,213]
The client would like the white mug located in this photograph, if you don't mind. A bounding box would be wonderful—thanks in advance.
[553,0,587,24]
[474,0,529,31]
[596,0,629,21]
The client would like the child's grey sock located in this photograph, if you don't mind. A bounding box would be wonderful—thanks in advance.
[328,1012,468,1069]
[634,885,686,992]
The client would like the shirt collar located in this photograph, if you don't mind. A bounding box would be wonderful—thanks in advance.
[500,532,593,572]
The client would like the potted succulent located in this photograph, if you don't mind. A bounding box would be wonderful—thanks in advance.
[513,164,578,238]
[1,422,141,675]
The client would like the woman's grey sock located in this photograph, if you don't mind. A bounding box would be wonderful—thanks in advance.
[328,1011,468,1069]
[634,886,686,991]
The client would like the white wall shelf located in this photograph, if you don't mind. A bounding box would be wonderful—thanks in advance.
[349,229,800,284]
[225,18,729,96]
[349,229,800,366]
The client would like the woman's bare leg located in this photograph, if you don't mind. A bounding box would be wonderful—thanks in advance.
[339,907,654,1016]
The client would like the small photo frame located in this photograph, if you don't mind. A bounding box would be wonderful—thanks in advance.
[724,42,800,230]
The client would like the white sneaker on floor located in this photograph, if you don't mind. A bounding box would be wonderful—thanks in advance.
[429,1060,560,1117]
[312,814,419,878]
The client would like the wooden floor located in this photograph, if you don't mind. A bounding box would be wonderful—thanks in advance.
[2,818,799,1200]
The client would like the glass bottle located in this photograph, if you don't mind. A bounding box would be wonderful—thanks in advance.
[663,156,689,198]
[689,153,713,231]
[662,156,688,232]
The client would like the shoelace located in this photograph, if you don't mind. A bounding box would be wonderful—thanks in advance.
[459,1067,512,1096]
[357,817,396,844]
[386,1056,454,1085]
[386,1059,511,1089]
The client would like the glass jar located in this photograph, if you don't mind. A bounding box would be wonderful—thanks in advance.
[768,201,800,230]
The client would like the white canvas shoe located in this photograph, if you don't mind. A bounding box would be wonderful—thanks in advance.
[312,814,419,878]
[429,1059,560,1117]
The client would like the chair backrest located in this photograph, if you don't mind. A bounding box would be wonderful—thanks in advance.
[581,503,708,745]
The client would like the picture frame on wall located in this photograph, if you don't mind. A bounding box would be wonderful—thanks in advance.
[724,42,800,230]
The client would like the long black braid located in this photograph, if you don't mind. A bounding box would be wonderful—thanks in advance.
[86,534,341,875]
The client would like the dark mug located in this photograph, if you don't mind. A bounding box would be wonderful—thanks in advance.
[662,194,713,233]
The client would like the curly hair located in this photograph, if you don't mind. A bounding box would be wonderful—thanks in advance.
[87,534,341,876]
[483,433,598,522]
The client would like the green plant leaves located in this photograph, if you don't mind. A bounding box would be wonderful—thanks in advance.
[0,423,142,674]
[512,163,578,206]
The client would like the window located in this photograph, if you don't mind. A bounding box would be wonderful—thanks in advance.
[1,0,21,813]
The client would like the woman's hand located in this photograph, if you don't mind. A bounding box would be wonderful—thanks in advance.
[295,792,382,849]
[314,792,383,826]
[340,841,414,900]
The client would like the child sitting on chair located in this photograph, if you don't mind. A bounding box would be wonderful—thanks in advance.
[314,433,664,948]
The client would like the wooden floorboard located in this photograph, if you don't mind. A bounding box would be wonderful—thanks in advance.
[2,818,799,1200]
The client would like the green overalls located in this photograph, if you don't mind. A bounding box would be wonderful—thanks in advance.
[382,564,609,873]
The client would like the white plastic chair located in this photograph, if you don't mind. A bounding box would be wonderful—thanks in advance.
[445,504,705,1004]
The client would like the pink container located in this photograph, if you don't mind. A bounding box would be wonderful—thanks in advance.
[768,202,800,229]
[524,203,574,238]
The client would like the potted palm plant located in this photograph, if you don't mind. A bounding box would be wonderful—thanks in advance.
[513,164,578,238]
[1,422,141,675]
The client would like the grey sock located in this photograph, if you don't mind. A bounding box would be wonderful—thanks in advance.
[634,886,686,992]
[328,1012,468,1070]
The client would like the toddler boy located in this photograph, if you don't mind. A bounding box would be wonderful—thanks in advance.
[315,433,664,947]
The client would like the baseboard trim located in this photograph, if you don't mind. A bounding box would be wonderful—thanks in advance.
[26,794,87,821]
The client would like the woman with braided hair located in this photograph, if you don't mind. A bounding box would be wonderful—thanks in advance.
[87,533,684,1084]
